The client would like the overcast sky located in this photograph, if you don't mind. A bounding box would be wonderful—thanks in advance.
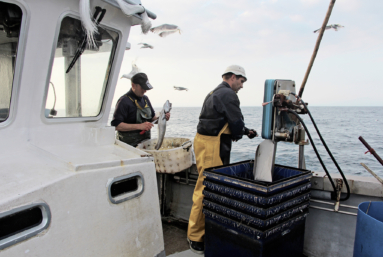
[112,0,383,108]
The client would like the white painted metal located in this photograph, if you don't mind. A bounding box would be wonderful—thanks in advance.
[0,0,164,256]
[253,139,276,182]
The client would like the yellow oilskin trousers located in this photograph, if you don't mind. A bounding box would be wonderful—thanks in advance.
[187,123,231,242]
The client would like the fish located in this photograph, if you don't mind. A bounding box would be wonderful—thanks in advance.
[313,24,344,33]
[121,61,141,80]
[150,24,180,33]
[138,42,154,49]
[155,100,172,150]
[159,30,180,37]
[174,86,188,91]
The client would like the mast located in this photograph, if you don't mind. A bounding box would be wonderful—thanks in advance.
[298,0,336,98]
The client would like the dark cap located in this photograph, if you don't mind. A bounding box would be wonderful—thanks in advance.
[131,73,153,90]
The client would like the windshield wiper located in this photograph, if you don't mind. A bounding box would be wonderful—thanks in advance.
[66,6,106,73]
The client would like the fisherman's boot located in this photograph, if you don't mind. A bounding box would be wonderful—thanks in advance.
[187,238,204,255]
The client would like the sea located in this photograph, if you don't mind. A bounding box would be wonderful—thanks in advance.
[109,106,383,178]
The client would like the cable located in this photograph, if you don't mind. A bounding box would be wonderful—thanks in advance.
[286,109,337,193]
[289,92,351,201]
[49,82,57,116]
[301,101,350,201]
[49,82,56,110]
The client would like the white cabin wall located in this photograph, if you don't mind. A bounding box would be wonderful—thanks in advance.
[1,162,165,257]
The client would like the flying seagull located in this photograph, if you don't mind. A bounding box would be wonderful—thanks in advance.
[174,86,188,91]
[138,43,154,49]
[121,62,141,80]
[313,24,344,33]
[150,24,181,37]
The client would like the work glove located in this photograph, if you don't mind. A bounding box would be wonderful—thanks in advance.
[247,129,258,139]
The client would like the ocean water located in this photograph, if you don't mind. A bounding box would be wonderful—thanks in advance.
[109,106,383,177]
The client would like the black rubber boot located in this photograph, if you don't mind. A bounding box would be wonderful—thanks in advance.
[187,238,204,255]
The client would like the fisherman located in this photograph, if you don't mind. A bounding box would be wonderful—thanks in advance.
[187,65,257,254]
[111,73,170,147]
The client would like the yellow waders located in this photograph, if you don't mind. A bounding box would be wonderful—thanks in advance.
[187,123,231,242]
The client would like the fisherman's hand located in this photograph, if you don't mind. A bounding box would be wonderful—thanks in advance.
[247,129,258,139]
[165,112,170,121]
[140,122,154,131]
[231,134,243,142]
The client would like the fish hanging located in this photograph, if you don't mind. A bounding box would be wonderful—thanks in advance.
[115,0,152,34]
[79,0,152,47]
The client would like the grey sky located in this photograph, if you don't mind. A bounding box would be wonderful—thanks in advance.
[113,0,383,108]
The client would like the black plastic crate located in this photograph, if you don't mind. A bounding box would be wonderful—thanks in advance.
[204,210,306,257]
[203,199,309,229]
[203,160,312,196]
[203,180,311,206]
[204,210,307,257]
[203,190,310,218]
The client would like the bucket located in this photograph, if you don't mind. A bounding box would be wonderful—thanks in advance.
[136,137,193,174]
[353,201,383,257]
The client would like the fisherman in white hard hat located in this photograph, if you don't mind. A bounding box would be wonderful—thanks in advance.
[187,65,257,254]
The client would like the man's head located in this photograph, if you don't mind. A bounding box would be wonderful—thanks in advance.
[131,73,153,97]
[222,65,247,93]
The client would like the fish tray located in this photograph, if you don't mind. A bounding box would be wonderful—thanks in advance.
[136,137,193,174]
[202,190,310,219]
[203,160,312,195]
[203,180,311,206]
[204,210,306,257]
[203,199,309,229]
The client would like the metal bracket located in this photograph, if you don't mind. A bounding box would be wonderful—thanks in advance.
[334,179,343,212]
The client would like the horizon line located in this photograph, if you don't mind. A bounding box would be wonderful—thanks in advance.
[150,105,383,108]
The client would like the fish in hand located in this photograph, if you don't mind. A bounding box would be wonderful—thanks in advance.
[155,100,172,150]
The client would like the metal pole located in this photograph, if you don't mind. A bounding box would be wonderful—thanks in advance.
[359,136,383,166]
[298,0,336,98]
[361,163,383,186]
[64,56,82,117]
[299,145,306,169]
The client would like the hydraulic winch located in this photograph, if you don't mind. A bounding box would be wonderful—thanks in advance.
[253,79,309,182]
[254,79,350,202]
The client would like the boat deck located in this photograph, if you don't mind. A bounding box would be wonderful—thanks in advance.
[162,218,201,256]
[168,250,201,257]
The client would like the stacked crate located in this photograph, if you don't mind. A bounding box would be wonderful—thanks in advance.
[202,160,312,257]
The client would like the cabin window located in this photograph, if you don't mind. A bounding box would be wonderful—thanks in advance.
[0,203,51,250]
[45,16,119,118]
[108,172,145,204]
[0,2,22,122]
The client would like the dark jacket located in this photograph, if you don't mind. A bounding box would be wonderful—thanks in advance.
[111,89,155,129]
[197,82,249,164]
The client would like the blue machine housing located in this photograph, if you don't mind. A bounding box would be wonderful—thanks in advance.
[262,80,275,139]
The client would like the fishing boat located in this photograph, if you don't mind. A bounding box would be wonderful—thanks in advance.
[0,0,382,257]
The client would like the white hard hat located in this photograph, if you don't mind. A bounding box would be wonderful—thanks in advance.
[222,65,247,81]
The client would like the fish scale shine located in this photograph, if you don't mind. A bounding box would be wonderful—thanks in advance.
[155,100,172,150]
